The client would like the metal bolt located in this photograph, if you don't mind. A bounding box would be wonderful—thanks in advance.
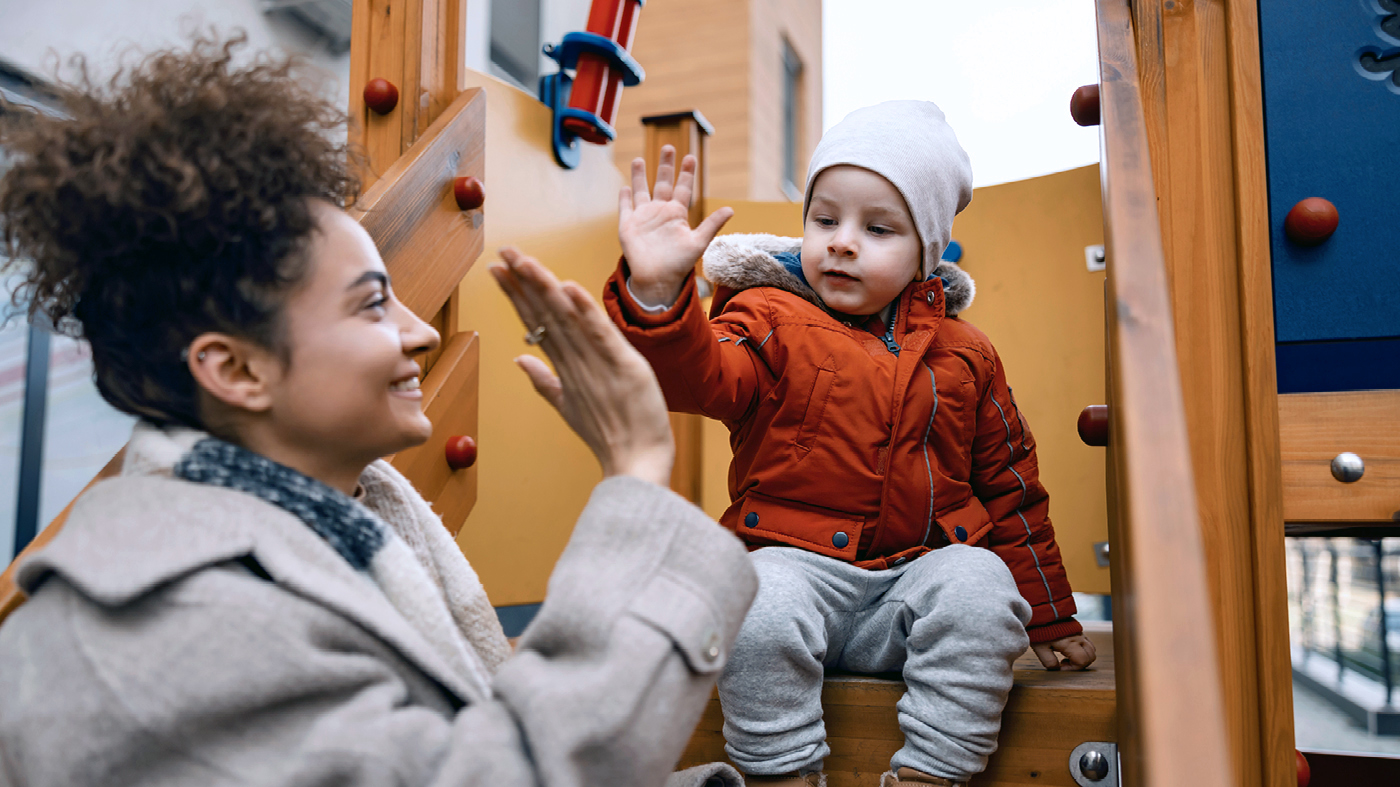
[1079,750,1109,781]
[1331,452,1365,483]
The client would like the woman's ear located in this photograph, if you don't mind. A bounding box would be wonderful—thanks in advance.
[187,333,280,414]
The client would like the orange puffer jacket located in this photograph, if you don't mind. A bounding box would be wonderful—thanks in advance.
[604,234,1079,643]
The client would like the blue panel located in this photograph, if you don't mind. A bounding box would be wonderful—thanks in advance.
[1276,338,1400,393]
[1259,0,1400,343]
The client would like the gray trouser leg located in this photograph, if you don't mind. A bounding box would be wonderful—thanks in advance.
[842,545,1031,781]
[717,548,858,775]
[719,546,1031,782]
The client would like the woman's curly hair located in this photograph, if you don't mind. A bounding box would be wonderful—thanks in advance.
[0,35,360,427]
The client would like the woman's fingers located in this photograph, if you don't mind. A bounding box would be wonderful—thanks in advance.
[652,145,676,203]
[514,354,564,411]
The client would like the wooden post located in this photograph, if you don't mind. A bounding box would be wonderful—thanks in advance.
[1128,0,1293,784]
[349,0,465,190]
[642,110,713,505]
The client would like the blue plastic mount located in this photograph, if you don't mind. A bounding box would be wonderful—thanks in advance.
[537,31,646,169]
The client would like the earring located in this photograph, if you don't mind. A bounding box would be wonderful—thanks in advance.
[197,350,207,362]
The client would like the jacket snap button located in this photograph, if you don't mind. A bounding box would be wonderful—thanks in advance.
[954,526,967,541]
[702,630,722,662]
[893,557,907,566]
[745,512,759,528]
[832,531,849,548]
[926,291,936,304]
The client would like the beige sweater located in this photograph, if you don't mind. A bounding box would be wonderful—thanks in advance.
[0,424,756,786]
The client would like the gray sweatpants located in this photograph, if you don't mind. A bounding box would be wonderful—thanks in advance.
[718,546,1031,782]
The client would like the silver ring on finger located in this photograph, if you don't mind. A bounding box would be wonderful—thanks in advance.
[524,325,547,345]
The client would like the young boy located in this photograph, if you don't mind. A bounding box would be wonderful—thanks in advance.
[604,101,1095,787]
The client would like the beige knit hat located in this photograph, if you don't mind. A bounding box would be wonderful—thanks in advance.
[803,100,974,279]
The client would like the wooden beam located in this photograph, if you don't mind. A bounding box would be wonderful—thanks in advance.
[642,110,713,506]
[1094,1,1234,784]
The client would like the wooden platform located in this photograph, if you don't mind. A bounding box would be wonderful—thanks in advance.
[678,623,1115,787]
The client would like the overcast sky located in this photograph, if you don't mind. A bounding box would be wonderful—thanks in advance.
[822,0,1102,187]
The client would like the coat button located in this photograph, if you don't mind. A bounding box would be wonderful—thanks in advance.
[832,531,850,548]
[926,291,936,304]
[702,629,722,662]
[893,557,907,566]
[745,512,759,528]
[954,526,967,541]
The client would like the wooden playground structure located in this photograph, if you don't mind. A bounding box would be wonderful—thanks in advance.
[4,0,1399,784]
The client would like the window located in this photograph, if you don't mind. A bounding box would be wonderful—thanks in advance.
[490,0,543,90]
[781,40,804,200]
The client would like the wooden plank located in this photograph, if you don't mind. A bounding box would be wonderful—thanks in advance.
[1224,0,1296,783]
[678,627,1116,786]
[1279,390,1400,523]
[390,331,478,535]
[0,449,125,626]
[1094,1,1234,785]
[1147,2,1264,783]
[349,87,485,325]
[349,0,413,187]
[643,112,711,506]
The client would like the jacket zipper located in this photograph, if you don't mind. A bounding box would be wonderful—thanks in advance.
[880,306,900,356]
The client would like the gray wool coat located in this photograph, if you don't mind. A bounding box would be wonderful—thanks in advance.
[0,428,757,787]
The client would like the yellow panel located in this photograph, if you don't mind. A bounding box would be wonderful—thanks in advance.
[451,70,625,606]
[698,165,1110,595]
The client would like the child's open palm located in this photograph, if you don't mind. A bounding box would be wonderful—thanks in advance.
[619,145,733,306]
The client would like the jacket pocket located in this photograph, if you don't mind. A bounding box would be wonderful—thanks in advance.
[736,490,865,561]
[794,357,838,452]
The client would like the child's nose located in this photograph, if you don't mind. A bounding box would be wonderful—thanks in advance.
[829,228,858,256]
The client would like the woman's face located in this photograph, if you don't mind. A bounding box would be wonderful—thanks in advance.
[253,201,440,488]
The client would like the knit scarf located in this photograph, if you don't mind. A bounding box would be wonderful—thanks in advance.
[161,431,506,699]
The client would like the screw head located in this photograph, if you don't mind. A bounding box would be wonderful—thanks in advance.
[1080,750,1109,781]
[1330,452,1364,483]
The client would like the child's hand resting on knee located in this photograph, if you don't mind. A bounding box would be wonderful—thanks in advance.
[1032,634,1097,671]
[618,144,733,307]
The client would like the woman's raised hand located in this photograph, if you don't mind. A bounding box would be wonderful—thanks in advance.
[489,247,675,488]
[618,145,733,307]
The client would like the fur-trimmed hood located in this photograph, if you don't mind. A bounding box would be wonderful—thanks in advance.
[701,233,975,316]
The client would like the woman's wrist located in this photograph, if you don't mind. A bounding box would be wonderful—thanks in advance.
[605,445,675,489]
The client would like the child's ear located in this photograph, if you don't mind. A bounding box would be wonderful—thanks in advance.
[187,333,280,414]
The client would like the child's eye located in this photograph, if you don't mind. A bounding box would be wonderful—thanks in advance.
[814,216,836,227]
[868,225,892,236]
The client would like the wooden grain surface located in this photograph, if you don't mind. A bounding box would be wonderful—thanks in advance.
[643,113,710,506]
[678,626,1115,786]
[1279,390,1400,523]
[1224,1,1297,783]
[349,87,485,326]
[1095,0,1234,785]
[389,331,478,536]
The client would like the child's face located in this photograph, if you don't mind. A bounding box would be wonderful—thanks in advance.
[801,166,922,317]
[255,201,440,481]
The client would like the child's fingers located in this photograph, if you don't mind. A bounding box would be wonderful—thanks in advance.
[619,186,634,223]
[630,158,651,204]
[653,145,676,203]
[695,206,735,246]
[671,154,697,210]
[1030,642,1061,671]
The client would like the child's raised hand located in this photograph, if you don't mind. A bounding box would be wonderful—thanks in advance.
[619,145,733,306]
[1031,633,1097,671]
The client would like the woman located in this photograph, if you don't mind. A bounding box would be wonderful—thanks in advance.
[0,37,753,786]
